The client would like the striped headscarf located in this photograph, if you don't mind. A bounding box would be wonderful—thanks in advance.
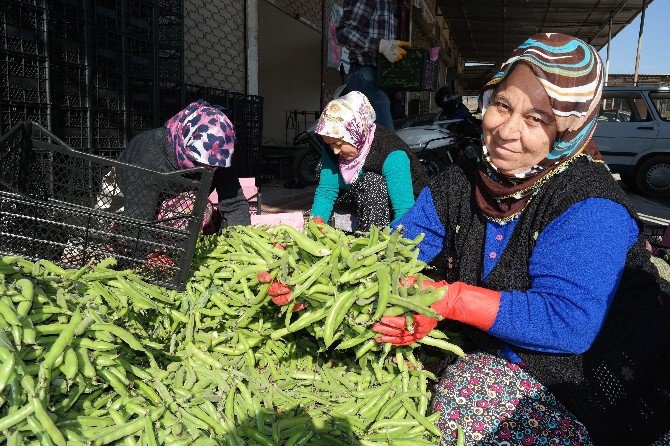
[476,33,604,222]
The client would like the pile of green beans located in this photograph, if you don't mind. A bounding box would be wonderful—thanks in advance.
[192,221,465,365]
[0,222,465,446]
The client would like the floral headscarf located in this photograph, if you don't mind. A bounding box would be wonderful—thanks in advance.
[165,100,236,169]
[315,91,377,184]
[476,33,604,222]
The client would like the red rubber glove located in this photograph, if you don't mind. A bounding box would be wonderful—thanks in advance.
[373,281,501,346]
[267,279,306,311]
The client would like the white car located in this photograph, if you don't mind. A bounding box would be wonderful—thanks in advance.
[593,86,670,197]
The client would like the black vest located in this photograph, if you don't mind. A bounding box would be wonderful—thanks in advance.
[326,125,428,197]
[429,157,670,445]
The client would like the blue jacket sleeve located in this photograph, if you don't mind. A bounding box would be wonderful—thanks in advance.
[391,186,446,263]
[310,147,341,221]
[382,151,415,223]
[488,198,639,354]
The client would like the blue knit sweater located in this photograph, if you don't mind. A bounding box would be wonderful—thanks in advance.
[311,148,415,223]
[393,187,639,359]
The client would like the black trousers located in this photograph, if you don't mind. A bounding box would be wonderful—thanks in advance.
[333,172,391,232]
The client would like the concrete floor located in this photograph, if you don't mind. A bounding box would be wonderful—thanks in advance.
[259,181,316,215]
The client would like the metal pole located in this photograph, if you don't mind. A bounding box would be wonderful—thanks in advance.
[246,0,259,96]
[604,19,612,86]
[633,0,648,86]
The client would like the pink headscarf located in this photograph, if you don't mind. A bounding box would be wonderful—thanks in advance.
[164,100,236,169]
[315,91,377,184]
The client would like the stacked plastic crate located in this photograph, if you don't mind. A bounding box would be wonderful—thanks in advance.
[0,0,262,176]
[47,0,90,151]
[230,91,263,177]
[157,0,183,124]
[0,1,49,135]
[126,0,156,140]
[89,0,125,158]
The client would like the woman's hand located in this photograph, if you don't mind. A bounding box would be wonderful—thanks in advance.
[373,281,502,346]
[373,314,439,346]
[372,276,447,345]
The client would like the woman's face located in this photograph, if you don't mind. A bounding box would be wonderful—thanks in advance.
[482,63,558,175]
[322,135,359,161]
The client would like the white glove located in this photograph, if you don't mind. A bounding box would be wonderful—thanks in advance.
[379,39,410,63]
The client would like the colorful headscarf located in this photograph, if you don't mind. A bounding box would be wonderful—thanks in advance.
[165,100,236,169]
[315,91,377,184]
[476,33,604,222]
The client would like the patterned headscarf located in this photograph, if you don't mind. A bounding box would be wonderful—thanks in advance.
[165,100,236,169]
[476,33,604,222]
[315,91,377,184]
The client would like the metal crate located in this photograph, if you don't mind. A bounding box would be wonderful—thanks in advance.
[0,121,213,289]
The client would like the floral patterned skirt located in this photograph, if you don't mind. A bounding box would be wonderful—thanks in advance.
[431,352,593,446]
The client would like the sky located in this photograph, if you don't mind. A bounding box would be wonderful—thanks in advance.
[598,0,670,75]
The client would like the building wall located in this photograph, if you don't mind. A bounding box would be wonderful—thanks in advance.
[258,1,322,146]
[183,0,246,92]
[607,74,670,86]
[265,0,323,30]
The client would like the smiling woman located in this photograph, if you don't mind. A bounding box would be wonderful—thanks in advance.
[378,33,670,446]
[482,63,558,175]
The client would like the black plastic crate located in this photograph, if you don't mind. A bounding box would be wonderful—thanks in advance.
[0,102,48,134]
[50,64,88,107]
[128,111,155,138]
[92,109,124,156]
[91,28,123,72]
[127,36,154,79]
[157,12,181,48]
[91,69,123,110]
[242,95,263,123]
[184,83,207,105]
[159,81,181,120]
[158,47,181,82]
[0,121,213,289]
[127,1,154,41]
[157,0,182,15]
[0,53,48,103]
[51,107,90,150]
[47,13,86,65]
[91,0,122,31]
[128,76,154,112]
[377,47,438,92]
[208,87,228,109]
[0,2,46,56]
[46,0,85,19]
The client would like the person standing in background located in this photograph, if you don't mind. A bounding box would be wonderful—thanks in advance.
[336,0,409,130]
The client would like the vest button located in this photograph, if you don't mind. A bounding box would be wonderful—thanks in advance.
[489,251,497,259]
[495,234,503,241]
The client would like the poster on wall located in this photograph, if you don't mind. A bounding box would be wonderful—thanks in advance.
[327,1,349,73]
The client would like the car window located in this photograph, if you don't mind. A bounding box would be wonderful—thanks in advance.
[649,92,670,121]
[600,92,651,122]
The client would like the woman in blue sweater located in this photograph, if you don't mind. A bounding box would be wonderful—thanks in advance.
[310,91,427,232]
[373,34,670,445]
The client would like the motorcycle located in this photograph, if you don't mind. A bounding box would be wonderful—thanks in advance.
[396,111,482,176]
